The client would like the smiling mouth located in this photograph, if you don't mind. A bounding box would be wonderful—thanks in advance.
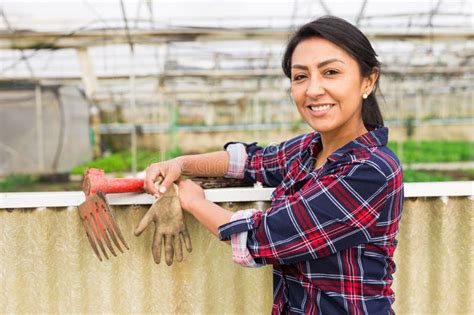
[307,104,334,112]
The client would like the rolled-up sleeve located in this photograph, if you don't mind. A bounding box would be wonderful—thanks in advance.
[219,210,256,241]
[219,209,264,268]
[220,161,389,265]
[224,143,247,179]
[224,134,315,187]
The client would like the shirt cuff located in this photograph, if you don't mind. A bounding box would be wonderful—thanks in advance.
[224,143,247,179]
[218,209,255,241]
[220,209,263,268]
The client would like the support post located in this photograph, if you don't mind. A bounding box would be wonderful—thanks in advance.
[35,84,45,172]
[77,47,101,157]
[76,47,99,99]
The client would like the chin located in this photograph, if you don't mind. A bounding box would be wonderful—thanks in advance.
[303,119,333,133]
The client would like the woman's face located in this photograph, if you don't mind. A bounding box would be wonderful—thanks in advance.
[290,37,376,135]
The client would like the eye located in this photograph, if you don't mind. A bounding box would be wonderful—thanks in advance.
[292,74,307,82]
[323,69,339,76]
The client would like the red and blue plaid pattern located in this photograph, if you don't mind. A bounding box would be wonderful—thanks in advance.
[219,127,403,314]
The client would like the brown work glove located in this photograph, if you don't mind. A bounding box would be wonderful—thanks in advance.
[134,178,192,265]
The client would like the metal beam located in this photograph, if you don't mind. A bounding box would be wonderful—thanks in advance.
[1,65,472,84]
[0,27,472,49]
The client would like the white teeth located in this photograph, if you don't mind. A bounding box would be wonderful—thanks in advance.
[309,104,332,112]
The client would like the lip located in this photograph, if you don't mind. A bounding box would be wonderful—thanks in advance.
[305,103,335,117]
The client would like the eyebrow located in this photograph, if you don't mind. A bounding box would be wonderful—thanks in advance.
[291,58,345,70]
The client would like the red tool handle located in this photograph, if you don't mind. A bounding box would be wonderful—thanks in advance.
[82,168,145,195]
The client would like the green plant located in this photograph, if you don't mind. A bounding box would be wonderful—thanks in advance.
[70,148,181,175]
[291,119,304,132]
[464,169,474,176]
[404,116,416,139]
[402,169,452,182]
[0,174,38,192]
[387,140,474,163]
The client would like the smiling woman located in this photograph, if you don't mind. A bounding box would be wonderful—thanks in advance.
[283,18,383,171]
[289,37,377,168]
[143,15,404,315]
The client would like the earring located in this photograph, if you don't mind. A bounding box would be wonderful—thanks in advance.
[362,92,368,99]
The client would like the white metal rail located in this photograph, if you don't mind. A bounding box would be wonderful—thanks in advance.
[0,181,472,209]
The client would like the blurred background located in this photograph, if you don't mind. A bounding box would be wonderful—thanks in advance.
[0,0,473,191]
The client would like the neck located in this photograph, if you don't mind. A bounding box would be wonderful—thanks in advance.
[319,121,368,158]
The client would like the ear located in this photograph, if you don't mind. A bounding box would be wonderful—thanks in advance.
[363,67,380,95]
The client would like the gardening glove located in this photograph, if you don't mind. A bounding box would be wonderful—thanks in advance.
[134,177,192,265]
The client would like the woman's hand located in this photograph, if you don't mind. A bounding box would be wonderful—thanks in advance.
[144,158,183,197]
[178,179,206,213]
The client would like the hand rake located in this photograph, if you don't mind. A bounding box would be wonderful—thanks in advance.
[78,168,145,261]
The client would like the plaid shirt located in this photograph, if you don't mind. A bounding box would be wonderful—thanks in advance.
[219,127,404,314]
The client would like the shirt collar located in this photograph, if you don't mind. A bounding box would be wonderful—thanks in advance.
[309,127,388,163]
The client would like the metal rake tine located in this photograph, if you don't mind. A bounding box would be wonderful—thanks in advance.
[98,192,130,250]
[78,199,104,261]
[82,217,103,262]
[96,202,119,256]
[84,215,107,260]
[88,212,110,260]
[94,192,123,253]
[91,204,117,258]
[98,203,124,254]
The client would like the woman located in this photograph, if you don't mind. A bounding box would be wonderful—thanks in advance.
[144,16,403,314]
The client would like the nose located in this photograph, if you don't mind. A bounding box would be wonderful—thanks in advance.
[305,77,325,98]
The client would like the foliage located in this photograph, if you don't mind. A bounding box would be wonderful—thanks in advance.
[463,169,474,176]
[0,174,82,192]
[402,170,453,182]
[404,116,416,139]
[0,174,37,191]
[70,148,181,175]
[387,140,474,163]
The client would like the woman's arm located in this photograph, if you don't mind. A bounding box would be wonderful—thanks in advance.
[144,132,312,196]
[177,161,395,267]
[144,151,229,196]
[219,161,397,266]
[178,151,229,177]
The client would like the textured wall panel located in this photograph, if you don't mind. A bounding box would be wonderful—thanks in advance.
[392,197,473,314]
[1,197,472,314]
